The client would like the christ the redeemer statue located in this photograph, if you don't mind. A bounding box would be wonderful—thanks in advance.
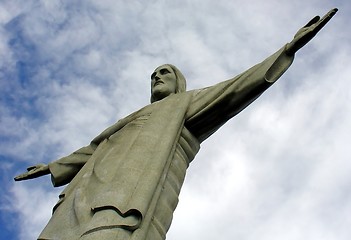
[15,9,337,240]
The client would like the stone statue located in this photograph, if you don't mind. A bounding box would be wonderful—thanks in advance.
[15,9,337,240]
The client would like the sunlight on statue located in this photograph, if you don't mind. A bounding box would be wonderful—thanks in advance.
[15,8,338,240]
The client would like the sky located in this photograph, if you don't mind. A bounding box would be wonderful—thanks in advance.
[0,0,350,239]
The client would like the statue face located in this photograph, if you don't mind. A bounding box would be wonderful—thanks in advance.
[151,65,177,101]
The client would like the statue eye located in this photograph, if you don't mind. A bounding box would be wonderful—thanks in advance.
[151,72,156,80]
[160,68,171,75]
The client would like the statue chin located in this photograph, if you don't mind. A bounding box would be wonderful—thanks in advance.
[152,89,173,102]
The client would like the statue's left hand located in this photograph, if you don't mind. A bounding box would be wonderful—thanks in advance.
[14,164,50,181]
[286,8,338,56]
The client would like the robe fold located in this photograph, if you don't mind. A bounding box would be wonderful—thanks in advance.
[38,45,294,240]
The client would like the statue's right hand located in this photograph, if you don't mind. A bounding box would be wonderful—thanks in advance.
[286,8,338,56]
[14,164,50,181]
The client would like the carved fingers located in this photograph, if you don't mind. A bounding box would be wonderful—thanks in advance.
[14,164,49,181]
[286,8,338,56]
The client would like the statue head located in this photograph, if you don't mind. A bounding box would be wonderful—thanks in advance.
[150,64,186,103]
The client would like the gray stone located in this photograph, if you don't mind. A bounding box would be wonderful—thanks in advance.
[15,8,338,240]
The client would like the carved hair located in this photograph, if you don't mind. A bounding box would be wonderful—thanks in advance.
[150,64,187,103]
[167,64,186,93]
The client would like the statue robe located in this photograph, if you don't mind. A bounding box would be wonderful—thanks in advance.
[38,45,294,240]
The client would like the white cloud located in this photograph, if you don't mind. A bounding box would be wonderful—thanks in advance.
[8,183,60,240]
[1,0,350,240]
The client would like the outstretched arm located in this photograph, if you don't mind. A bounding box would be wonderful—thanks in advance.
[14,144,95,186]
[286,8,338,56]
[186,9,338,142]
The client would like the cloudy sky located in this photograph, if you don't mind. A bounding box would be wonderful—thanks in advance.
[1,0,350,239]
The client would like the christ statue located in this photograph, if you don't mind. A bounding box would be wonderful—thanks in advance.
[15,9,338,240]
